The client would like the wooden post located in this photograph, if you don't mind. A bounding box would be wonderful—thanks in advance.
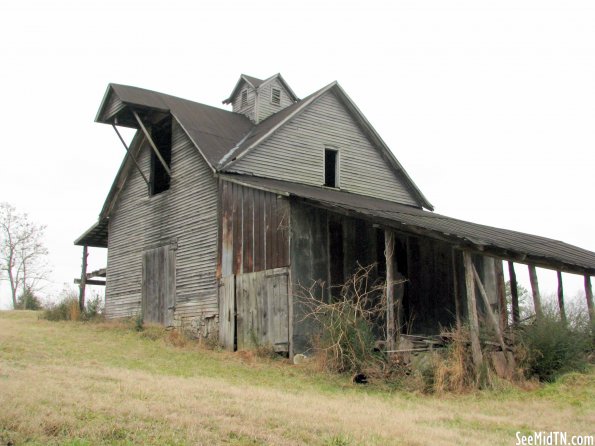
[384,230,396,351]
[473,264,508,355]
[585,275,594,325]
[528,265,543,319]
[494,259,507,330]
[557,271,566,323]
[451,248,461,329]
[463,251,483,372]
[508,261,520,324]
[78,245,88,311]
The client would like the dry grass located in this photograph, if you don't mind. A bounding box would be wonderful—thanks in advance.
[1,311,593,445]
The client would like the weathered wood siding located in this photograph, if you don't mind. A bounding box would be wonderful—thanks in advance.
[218,180,290,277]
[105,120,219,322]
[99,91,125,122]
[256,78,296,123]
[228,90,420,206]
[142,244,175,325]
[218,275,235,350]
[231,81,257,122]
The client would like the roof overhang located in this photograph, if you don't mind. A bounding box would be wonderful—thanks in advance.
[74,218,108,248]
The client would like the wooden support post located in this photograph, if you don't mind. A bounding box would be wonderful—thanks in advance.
[132,110,172,176]
[463,251,483,372]
[494,259,507,330]
[473,264,508,355]
[557,271,567,324]
[451,248,461,329]
[528,265,543,319]
[385,229,396,351]
[78,245,88,311]
[585,275,594,325]
[508,261,520,325]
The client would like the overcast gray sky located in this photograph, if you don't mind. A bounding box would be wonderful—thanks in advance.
[1,0,594,310]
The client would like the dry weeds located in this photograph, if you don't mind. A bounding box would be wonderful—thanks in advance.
[1,311,593,445]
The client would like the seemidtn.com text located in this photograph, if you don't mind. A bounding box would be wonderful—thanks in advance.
[516,432,594,446]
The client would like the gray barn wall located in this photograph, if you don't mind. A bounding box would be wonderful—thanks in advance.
[231,82,257,122]
[105,120,219,329]
[228,91,420,206]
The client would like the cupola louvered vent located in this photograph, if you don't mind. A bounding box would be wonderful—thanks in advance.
[271,88,281,105]
[241,90,248,108]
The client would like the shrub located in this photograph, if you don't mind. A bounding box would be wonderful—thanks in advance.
[516,305,592,382]
[17,288,43,310]
[41,296,79,321]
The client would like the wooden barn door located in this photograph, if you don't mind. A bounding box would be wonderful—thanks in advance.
[142,245,176,326]
[235,267,289,353]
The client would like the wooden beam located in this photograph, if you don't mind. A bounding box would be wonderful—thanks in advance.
[74,278,106,286]
[557,271,567,323]
[452,248,461,329]
[112,124,150,188]
[585,275,594,325]
[132,110,171,176]
[472,264,508,355]
[78,245,88,311]
[494,259,507,330]
[528,265,543,319]
[463,251,483,373]
[385,229,396,351]
[508,261,520,324]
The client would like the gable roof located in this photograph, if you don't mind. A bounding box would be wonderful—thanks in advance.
[222,73,299,105]
[219,81,434,211]
[219,174,595,276]
[96,84,254,169]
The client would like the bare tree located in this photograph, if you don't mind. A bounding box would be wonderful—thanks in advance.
[0,203,50,309]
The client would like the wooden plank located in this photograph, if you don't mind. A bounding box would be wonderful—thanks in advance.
[218,275,235,351]
[78,245,88,311]
[557,271,566,323]
[253,190,264,271]
[132,110,171,176]
[74,278,105,286]
[494,259,507,330]
[585,275,594,324]
[508,261,520,324]
[243,187,254,273]
[265,192,274,270]
[528,265,543,319]
[232,183,243,275]
[235,273,246,349]
[385,229,396,351]
[463,251,483,372]
[472,264,507,355]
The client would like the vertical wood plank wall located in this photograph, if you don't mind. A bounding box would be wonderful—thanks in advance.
[227,91,420,206]
[218,180,290,277]
[105,120,219,321]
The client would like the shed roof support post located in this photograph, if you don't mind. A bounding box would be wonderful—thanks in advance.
[384,229,396,351]
[112,124,150,189]
[451,248,461,329]
[78,245,88,312]
[463,251,483,373]
[585,275,594,325]
[508,261,520,324]
[472,264,507,356]
[494,259,507,331]
[132,110,172,176]
[557,271,567,324]
[528,265,543,319]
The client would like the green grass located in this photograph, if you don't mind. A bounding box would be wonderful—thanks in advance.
[1,311,593,445]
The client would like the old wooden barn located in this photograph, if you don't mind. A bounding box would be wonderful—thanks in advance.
[75,73,595,360]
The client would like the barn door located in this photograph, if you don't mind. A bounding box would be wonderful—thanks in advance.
[218,275,235,351]
[235,267,289,353]
[142,244,176,325]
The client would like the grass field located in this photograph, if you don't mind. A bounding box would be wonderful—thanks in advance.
[0,311,593,445]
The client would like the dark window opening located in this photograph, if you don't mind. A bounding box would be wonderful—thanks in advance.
[324,149,338,188]
[150,116,172,196]
[241,90,248,108]
[271,88,281,105]
[328,220,344,299]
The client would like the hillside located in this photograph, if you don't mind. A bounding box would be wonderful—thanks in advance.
[0,311,593,445]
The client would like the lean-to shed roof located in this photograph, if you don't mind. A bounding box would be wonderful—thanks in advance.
[219,174,595,275]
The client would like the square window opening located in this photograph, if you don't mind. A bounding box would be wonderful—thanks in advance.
[324,149,338,188]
